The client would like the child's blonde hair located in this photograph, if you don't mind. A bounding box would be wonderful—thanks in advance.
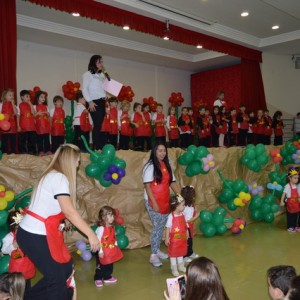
[1,88,14,103]
[120,100,130,110]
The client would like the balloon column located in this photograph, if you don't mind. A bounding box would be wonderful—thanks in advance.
[114,209,129,249]
[118,86,134,102]
[178,145,215,177]
[82,136,126,187]
[0,113,11,132]
[75,240,92,261]
[240,144,269,172]
[143,97,157,113]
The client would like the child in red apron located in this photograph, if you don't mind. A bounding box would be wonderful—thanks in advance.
[272,111,284,146]
[0,89,18,154]
[219,106,228,147]
[255,109,265,145]
[237,104,249,146]
[118,101,132,150]
[263,109,273,145]
[197,106,206,147]
[132,102,145,151]
[211,106,221,147]
[247,111,256,145]
[178,107,191,149]
[152,103,166,145]
[181,186,200,263]
[204,108,212,147]
[280,168,300,232]
[94,206,123,287]
[141,103,152,151]
[50,95,65,153]
[107,97,118,148]
[188,107,195,147]
[167,106,179,148]
[34,91,51,155]
[165,194,188,276]
[228,107,239,147]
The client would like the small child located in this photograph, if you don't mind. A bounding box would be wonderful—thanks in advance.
[131,102,145,151]
[166,106,179,148]
[19,89,36,154]
[34,90,51,155]
[118,101,132,150]
[178,107,191,149]
[141,103,152,151]
[211,106,221,147]
[255,109,265,145]
[50,95,65,153]
[272,111,284,146]
[152,103,166,144]
[187,107,195,146]
[237,104,249,146]
[197,106,206,147]
[280,168,300,232]
[107,97,118,148]
[204,108,212,147]
[219,106,228,147]
[267,265,296,300]
[264,109,273,145]
[181,186,199,263]
[227,107,239,147]
[94,206,123,287]
[165,194,188,277]
[73,91,93,152]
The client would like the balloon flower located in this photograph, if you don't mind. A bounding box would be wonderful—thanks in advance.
[280,141,298,165]
[114,208,124,225]
[168,92,184,107]
[248,182,263,196]
[103,165,126,185]
[118,86,134,102]
[0,114,11,132]
[240,144,269,172]
[292,135,300,150]
[233,192,251,207]
[292,150,300,164]
[267,181,283,193]
[143,97,157,113]
[29,86,47,103]
[0,185,15,211]
[231,219,246,234]
[270,148,283,163]
[76,240,92,261]
[202,154,215,172]
[62,81,80,100]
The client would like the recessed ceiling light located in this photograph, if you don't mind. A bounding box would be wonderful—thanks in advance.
[163,36,169,40]
[123,25,130,30]
[272,25,279,30]
[197,45,203,49]
[241,11,249,17]
[72,12,80,17]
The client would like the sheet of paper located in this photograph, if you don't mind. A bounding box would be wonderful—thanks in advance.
[103,78,123,97]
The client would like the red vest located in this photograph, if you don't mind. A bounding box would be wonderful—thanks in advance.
[154,113,166,137]
[256,116,265,135]
[214,115,222,134]
[219,114,228,134]
[179,114,190,133]
[141,112,152,137]
[168,213,187,257]
[109,107,118,135]
[189,116,195,135]
[231,115,239,134]
[239,113,249,130]
[120,112,132,136]
[100,226,124,265]
[19,102,35,132]
[35,104,50,134]
[274,121,283,136]
[149,162,171,214]
[286,183,300,213]
[101,114,110,132]
[204,116,211,136]
[264,116,273,136]
[1,102,17,134]
[168,115,179,140]
[133,112,144,137]
[80,111,92,132]
[198,115,206,138]
[51,108,65,136]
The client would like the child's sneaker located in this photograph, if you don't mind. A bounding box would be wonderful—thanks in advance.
[157,250,169,260]
[295,227,300,232]
[189,253,199,259]
[149,254,162,267]
[103,277,117,284]
[288,227,296,232]
[183,257,192,263]
[94,280,103,287]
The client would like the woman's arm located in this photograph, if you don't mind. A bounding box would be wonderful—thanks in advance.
[165,227,170,247]
[170,182,180,195]
[57,196,100,252]
[144,183,159,212]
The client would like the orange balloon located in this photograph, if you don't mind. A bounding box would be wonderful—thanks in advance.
[0,120,11,131]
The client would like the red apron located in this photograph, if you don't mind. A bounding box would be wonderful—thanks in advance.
[26,210,71,263]
[80,111,92,132]
[133,112,144,137]
[109,107,118,135]
[120,112,132,136]
[215,115,222,135]
[142,112,152,137]
[179,114,190,133]
[35,104,50,134]
[190,117,195,135]
[100,226,123,265]
[19,102,36,132]
[168,115,179,140]
[264,116,273,136]
[219,114,228,134]
[256,117,265,135]
[239,113,249,130]
[1,102,17,134]
[231,116,239,134]
[286,183,300,213]
[100,114,110,132]
[154,113,166,137]
[274,121,283,136]
[51,107,65,136]
[149,162,171,214]
[168,213,187,257]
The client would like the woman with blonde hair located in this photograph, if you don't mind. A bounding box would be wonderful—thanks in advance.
[16,144,100,300]
[0,272,25,300]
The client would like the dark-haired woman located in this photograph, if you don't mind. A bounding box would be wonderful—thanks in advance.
[82,55,107,150]
[142,143,180,267]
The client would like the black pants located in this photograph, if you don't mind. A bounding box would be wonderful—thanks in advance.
[286,211,300,229]
[256,134,265,145]
[94,254,114,280]
[16,227,73,300]
[108,134,118,148]
[188,135,194,147]
[180,133,190,148]
[184,228,193,257]
[264,135,271,145]
[51,136,65,153]
[247,133,254,145]
[37,134,51,153]
[74,125,90,152]
[89,99,106,150]
[274,135,283,146]
[155,136,166,145]
[1,133,17,154]
[119,135,130,150]
[19,131,37,154]
[211,133,219,147]
[144,136,152,151]
[228,133,237,147]
[238,129,248,146]
[169,139,179,148]
[134,136,144,151]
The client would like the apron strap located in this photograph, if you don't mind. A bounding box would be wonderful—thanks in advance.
[26,210,46,223]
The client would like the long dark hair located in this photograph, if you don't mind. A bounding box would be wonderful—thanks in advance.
[185,257,229,300]
[88,54,102,74]
[34,90,48,106]
[145,143,173,185]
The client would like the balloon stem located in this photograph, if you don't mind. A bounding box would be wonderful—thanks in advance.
[80,135,93,155]
[14,188,33,201]
[275,163,279,173]
[70,100,75,119]
[224,218,235,223]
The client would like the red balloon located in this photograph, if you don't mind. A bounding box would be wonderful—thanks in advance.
[3,114,9,121]
[114,208,120,217]
[33,86,40,92]
[0,120,11,131]
[74,82,80,88]
[115,216,124,225]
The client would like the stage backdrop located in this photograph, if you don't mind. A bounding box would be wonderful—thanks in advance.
[0,147,283,250]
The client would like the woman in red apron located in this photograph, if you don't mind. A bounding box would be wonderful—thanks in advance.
[142,143,180,268]
[165,194,188,276]
[16,144,100,300]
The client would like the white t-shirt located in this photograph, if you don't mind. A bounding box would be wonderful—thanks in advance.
[20,171,70,235]
[183,206,195,222]
[73,103,93,126]
[142,162,176,201]
[1,232,17,255]
[283,183,300,198]
[213,99,223,107]
[82,71,106,102]
[166,212,186,228]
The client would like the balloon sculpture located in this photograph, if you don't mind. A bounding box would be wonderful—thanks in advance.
[168,92,184,107]
[0,113,11,132]
[280,141,298,165]
[118,86,134,102]
[29,86,46,103]
[240,144,269,172]
[143,97,157,113]
[62,81,81,101]
[178,145,215,177]
[114,209,129,249]
[231,219,246,234]
[0,185,15,211]
[76,240,92,261]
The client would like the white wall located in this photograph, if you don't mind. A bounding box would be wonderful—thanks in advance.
[17,40,191,116]
[261,52,300,118]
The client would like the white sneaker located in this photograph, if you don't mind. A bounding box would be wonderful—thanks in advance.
[183,257,192,263]
[189,253,199,259]
[157,250,169,260]
[149,254,162,267]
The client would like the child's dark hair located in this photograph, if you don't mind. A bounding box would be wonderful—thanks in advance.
[75,91,84,102]
[287,275,300,300]
[97,206,116,226]
[53,95,64,104]
[20,90,30,98]
[108,97,118,104]
[267,265,296,296]
[170,194,185,212]
[168,105,175,115]
[181,186,195,207]
[34,90,47,105]
[239,103,245,108]
[133,102,141,111]
[7,211,19,233]
[142,103,149,111]
[156,103,163,108]
[198,105,205,111]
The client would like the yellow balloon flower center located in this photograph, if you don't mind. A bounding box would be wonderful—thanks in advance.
[112,173,118,180]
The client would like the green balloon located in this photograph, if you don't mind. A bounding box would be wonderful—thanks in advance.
[195,146,209,159]
[271,204,279,213]
[246,144,256,150]
[0,224,9,241]
[185,165,195,177]
[263,212,275,223]
[189,160,203,175]
[0,211,8,227]
[98,172,112,188]
[115,225,126,236]
[269,171,279,182]
[187,145,197,155]
[287,156,295,164]
[214,206,227,217]
[85,163,101,178]
[245,149,256,160]
[182,152,194,165]
[233,179,245,193]
[212,214,223,226]
[240,156,250,165]
[247,160,260,172]
[264,194,275,204]
[255,144,266,155]
[90,152,101,163]
[15,196,31,210]
[250,196,262,210]
[200,210,212,223]
[5,199,16,211]
[251,209,262,220]
[178,155,188,166]
[117,235,129,249]
[200,223,216,237]
[227,200,237,211]
[262,204,272,214]
[218,192,229,204]
[102,144,116,160]
[113,158,126,169]
[97,155,111,171]
[286,142,297,154]
[257,154,269,166]
[216,224,228,235]
[0,255,10,274]
[280,147,288,157]
[90,225,97,232]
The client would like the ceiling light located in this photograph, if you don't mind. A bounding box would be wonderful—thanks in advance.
[241,12,249,17]
[272,25,279,30]
[123,25,130,30]
[196,45,203,49]
[72,12,80,17]
[163,19,170,40]
[163,35,170,41]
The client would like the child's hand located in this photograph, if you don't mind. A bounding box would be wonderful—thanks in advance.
[280,201,285,206]
[164,238,169,247]
[13,240,18,249]
[98,252,104,258]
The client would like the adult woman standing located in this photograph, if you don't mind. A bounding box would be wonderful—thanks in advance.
[213,91,227,108]
[142,143,180,267]
[82,55,107,150]
[17,144,100,300]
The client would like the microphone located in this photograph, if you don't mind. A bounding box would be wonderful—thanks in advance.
[102,67,111,81]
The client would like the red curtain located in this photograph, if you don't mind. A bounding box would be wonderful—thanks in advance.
[0,0,17,96]
[27,0,261,62]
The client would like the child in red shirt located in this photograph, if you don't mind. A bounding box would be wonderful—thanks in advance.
[118,101,132,150]
[107,97,118,148]
[141,103,152,151]
[152,103,166,145]
[167,106,179,148]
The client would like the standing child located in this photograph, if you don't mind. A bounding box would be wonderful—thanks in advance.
[19,90,36,154]
[211,106,221,147]
[264,109,273,145]
[107,97,118,148]
[227,107,239,147]
[255,109,265,145]
[219,106,228,147]
[118,101,132,150]
[0,89,18,154]
[73,91,93,152]
[131,102,145,151]
[247,111,256,145]
[178,107,191,149]
[181,186,199,263]
[166,106,179,148]
[94,206,123,287]
[141,103,152,151]
[187,107,195,146]
[50,95,65,153]
[165,194,188,277]
[280,168,300,232]
[152,103,166,145]
[197,106,206,147]
[34,91,51,155]
[237,104,249,146]
[204,108,212,147]
[272,111,284,146]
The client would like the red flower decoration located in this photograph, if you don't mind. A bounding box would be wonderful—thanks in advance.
[231,219,246,234]
[192,100,207,111]
[62,81,81,100]
[118,86,134,102]
[293,140,300,150]
[270,148,283,163]
[168,92,184,107]
[29,86,48,103]
[143,97,157,112]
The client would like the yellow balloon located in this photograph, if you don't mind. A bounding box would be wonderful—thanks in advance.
[0,114,4,121]
[234,198,242,206]
[76,250,82,255]
[245,193,251,201]
[239,224,244,230]
[0,185,5,192]
[4,191,15,202]
[0,198,7,210]
[112,173,118,180]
